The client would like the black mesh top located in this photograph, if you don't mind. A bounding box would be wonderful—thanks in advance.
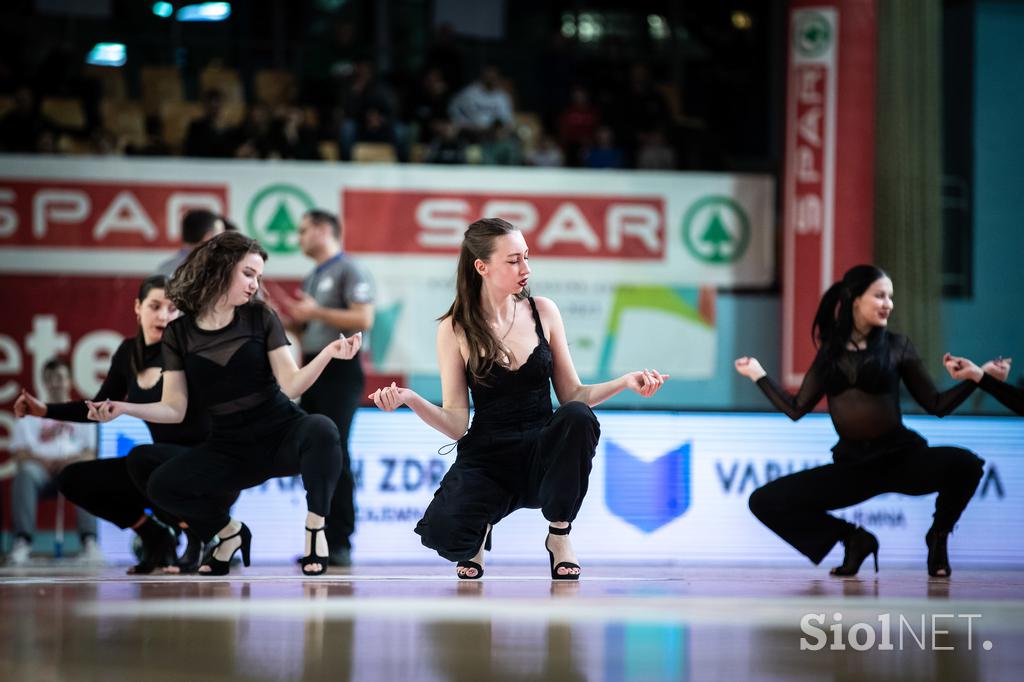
[46,337,210,446]
[465,297,554,432]
[162,302,291,416]
[980,373,1024,415]
[756,332,976,441]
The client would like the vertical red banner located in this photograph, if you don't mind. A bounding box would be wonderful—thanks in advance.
[782,0,877,388]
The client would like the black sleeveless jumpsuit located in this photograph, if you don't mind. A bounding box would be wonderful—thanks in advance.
[415,297,602,562]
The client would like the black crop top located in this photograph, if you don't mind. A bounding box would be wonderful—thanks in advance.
[756,332,976,441]
[46,337,210,446]
[162,302,291,416]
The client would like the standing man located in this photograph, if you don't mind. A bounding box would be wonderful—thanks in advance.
[279,209,374,566]
[155,209,227,277]
[8,358,100,566]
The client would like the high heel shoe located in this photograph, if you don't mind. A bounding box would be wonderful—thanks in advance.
[199,523,252,576]
[301,526,329,576]
[830,527,879,576]
[126,522,177,575]
[926,528,952,577]
[545,524,581,581]
[456,527,492,580]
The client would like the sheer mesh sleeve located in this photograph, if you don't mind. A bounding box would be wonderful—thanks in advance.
[261,304,290,350]
[46,339,132,422]
[898,336,975,416]
[755,352,826,420]
[979,373,1024,416]
[162,318,187,372]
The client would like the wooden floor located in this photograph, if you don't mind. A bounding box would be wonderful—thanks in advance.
[1,564,1022,681]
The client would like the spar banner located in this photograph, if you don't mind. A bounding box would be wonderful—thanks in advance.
[781,1,877,389]
[0,155,774,428]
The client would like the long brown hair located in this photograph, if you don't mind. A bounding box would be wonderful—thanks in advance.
[440,218,529,384]
[167,231,268,316]
[131,275,169,373]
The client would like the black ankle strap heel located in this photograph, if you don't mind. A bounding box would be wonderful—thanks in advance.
[199,523,252,577]
[546,524,581,581]
[830,527,879,577]
[457,527,492,580]
[301,526,329,576]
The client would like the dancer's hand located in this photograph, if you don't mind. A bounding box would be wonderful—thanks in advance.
[13,389,46,418]
[86,400,126,423]
[624,369,668,398]
[944,353,983,382]
[982,357,1012,382]
[326,332,362,360]
[734,357,766,381]
[368,381,411,411]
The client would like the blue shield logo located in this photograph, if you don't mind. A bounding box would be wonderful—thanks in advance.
[605,440,691,532]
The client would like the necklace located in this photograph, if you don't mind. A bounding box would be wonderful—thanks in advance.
[492,300,517,340]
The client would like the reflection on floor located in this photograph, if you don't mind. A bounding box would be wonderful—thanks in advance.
[1,566,1022,681]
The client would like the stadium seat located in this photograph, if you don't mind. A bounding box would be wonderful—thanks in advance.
[255,69,296,107]
[353,142,397,163]
[141,66,184,115]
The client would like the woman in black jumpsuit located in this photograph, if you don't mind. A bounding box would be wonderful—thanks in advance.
[88,233,361,576]
[368,218,667,579]
[736,265,984,577]
[14,275,212,573]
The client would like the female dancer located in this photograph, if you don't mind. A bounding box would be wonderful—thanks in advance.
[88,232,360,575]
[368,218,666,580]
[946,356,1021,414]
[13,275,211,573]
[735,264,984,577]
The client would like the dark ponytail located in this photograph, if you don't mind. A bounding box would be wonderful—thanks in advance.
[132,275,169,373]
[812,264,889,361]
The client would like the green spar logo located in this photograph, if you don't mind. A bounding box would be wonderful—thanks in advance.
[794,12,832,59]
[681,196,751,264]
[246,184,316,253]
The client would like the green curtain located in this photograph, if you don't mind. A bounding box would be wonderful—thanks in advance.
[874,0,944,374]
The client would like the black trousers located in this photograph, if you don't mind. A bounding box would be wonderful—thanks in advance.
[748,430,985,564]
[300,355,362,552]
[136,396,342,540]
[415,401,601,562]
[58,453,183,530]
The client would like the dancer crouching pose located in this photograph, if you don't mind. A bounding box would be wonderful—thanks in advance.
[88,232,360,575]
[368,218,667,580]
[735,265,984,577]
[14,275,213,573]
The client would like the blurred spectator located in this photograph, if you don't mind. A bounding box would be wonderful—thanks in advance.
[338,59,400,160]
[126,115,172,157]
[425,120,466,164]
[0,86,48,152]
[481,121,522,166]
[271,107,321,160]
[636,129,677,170]
[614,64,671,159]
[155,209,226,277]
[235,103,276,159]
[584,126,624,169]
[8,358,100,566]
[91,128,124,156]
[448,64,514,141]
[527,134,565,167]
[423,23,464,91]
[408,67,451,144]
[184,90,237,158]
[557,85,600,166]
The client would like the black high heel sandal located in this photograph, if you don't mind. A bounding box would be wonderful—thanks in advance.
[456,527,492,580]
[830,526,879,576]
[301,526,330,576]
[171,530,207,574]
[198,523,252,576]
[127,523,177,575]
[926,528,952,577]
[545,524,581,581]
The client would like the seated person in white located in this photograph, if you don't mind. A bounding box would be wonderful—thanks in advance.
[8,358,100,565]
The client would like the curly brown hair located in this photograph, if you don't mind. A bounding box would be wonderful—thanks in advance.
[167,231,268,316]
